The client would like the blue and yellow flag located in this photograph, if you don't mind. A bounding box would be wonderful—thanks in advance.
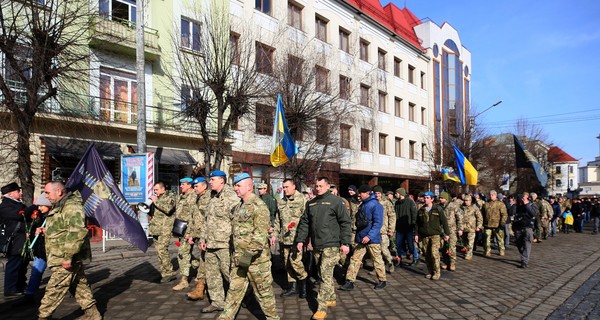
[270,94,298,167]
[441,168,461,183]
[453,145,478,186]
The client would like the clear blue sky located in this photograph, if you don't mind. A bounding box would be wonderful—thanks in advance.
[384,0,600,165]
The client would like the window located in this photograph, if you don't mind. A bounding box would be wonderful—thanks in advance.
[255,0,271,15]
[421,107,426,125]
[569,166,574,173]
[555,166,561,174]
[360,129,370,152]
[409,140,416,159]
[408,64,415,84]
[316,65,330,93]
[230,32,240,65]
[394,97,402,117]
[180,85,191,111]
[359,39,369,61]
[395,137,402,157]
[339,75,350,100]
[378,91,387,112]
[99,0,136,24]
[394,57,402,77]
[339,28,350,53]
[421,143,426,161]
[420,71,426,89]
[556,179,562,188]
[255,103,274,135]
[569,179,574,187]
[99,67,137,123]
[316,118,329,144]
[379,134,387,155]
[408,102,416,122]
[315,15,328,42]
[340,124,351,149]
[378,49,386,70]
[256,42,274,74]
[288,1,302,30]
[288,55,304,85]
[181,17,201,51]
[360,84,370,106]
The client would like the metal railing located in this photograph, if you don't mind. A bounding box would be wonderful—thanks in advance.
[92,15,159,51]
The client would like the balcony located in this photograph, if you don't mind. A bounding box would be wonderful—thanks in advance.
[89,16,160,60]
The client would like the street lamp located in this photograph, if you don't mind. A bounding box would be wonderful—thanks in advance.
[472,100,503,120]
[468,100,503,148]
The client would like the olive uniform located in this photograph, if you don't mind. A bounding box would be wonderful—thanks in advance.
[274,190,308,285]
[149,191,176,280]
[415,204,450,279]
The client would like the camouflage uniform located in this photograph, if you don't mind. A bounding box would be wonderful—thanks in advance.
[534,199,553,239]
[415,204,450,278]
[218,193,279,319]
[38,191,96,318]
[188,190,211,281]
[175,190,198,278]
[482,199,508,255]
[274,190,307,283]
[149,190,176,279]
[379,198,396,268]
[442,200,463,265]
[202,184,239,308]
[461,203,483,259]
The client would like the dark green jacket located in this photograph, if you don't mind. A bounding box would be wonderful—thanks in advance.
[415,204,450,238]
[260,193,279,228]
[295,191,352,250]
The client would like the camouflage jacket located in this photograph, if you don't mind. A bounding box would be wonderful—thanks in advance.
[462,204,483,233]
[45,191,91,267]
[443,200,463,233]
[535,199,553,222]
[188,190,211,239]
[379,198,396,235]
[202,184,239,249]
[175,190,198,237]
[274,190,306,245]
[482,200,508,228]
[231,193,270,260]
[149,191,176,236]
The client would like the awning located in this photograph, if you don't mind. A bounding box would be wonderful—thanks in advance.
[130,146,196,165]
[43,137,122,160]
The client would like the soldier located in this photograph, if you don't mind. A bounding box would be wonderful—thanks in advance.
[439,192,463,271]
[170,177,198,291]
[482,190,508,257]
[149,181,177,283]
[200,170,239,313]
[373,186,396,273]
[272,179,308,298]
[414,191,450,280]
[37,181,101,320]
[461,195,483,260]
[340,185,387,291]
[346,185,360,244]
[531,192,552,241]
[185,177,211,301]
[295,176,351,320]
[258,182,279,233]
[217,173,279,320]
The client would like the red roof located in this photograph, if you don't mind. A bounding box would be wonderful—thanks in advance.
[342,0,423,50]
[548,146,578,163]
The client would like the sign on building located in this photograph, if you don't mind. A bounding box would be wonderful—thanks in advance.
[121,153,154,204]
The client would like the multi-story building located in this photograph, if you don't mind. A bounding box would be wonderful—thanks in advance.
[579,134,600,197]
[547,146,579,196]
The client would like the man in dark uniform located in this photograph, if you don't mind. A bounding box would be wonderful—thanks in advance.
[0,182,28,297]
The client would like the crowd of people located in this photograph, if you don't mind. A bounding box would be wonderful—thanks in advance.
[2,177,600,320]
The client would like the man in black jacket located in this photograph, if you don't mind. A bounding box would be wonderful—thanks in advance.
[394,188,418,266]
[513,194,536,268]
[0,182,28,297]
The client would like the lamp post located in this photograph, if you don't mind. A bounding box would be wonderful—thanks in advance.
[468,100,503,150]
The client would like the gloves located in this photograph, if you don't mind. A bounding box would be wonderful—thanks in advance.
[237,250,255,268]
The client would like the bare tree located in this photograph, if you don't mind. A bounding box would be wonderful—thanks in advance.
[0,0,94,203]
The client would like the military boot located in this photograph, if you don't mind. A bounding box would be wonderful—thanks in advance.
[281,282,297,297]
[298,279,307,298]
[80,305,102,320]
[449,262,456,271]
[172,277,189,291]
[186,279,206,300]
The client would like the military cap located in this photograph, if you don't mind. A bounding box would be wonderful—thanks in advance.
[180,177,193,184]
[373,185,383,193]
[440,192,450,201]
[348,185,357,192]
[423,191,435,197]
[257,183,268,189]
[234,173,251,184]
[192,177,206,185]
[464,195,473,202]
[396,187,406,196]
[1,182,20,195]
[357,184,371,193]
[210,170,226,178]
[386,191,394,196]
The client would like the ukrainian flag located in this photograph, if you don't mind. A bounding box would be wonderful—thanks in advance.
[441,168,461,183]
[453,145,478,185]
[270,94,298,167]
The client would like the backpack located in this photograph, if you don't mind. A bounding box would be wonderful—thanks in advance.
[0,220,21,255]
[355,206,369,230]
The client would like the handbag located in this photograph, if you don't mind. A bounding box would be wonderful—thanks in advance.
[172,218,188,237]
[0,221,21,255]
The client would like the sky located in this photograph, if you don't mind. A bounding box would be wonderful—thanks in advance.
[384,0,600,165]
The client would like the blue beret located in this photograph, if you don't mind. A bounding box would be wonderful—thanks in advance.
[423,191,435,197]
[180,177,193,183]
[210,170,226,178]
[192,177,206,185]
[234,173,251,184]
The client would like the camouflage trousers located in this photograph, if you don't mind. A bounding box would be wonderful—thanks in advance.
[443,233,458,264]
[422,235,441,276]
[462,232,476,258]
[218,250,279,320]
[314,247,339,312]
[154,234,175,278]
[346,243,386,282]
[484,228,505,254]
[338,232,357,266]
[192,246,206,281]
[177,238,192,278]
[380,234,393,265]
[205,248,231,308]
[282,245,307,283]
[38,263,95,318]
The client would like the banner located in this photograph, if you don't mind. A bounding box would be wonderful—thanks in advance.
[121,153,154,204]
[513,135,548,187]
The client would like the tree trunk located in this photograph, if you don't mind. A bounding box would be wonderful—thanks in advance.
[15,113,34,205]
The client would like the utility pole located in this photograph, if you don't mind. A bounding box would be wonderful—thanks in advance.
[136,0,146,153]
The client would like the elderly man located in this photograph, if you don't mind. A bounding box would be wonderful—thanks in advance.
[200,170,239,313]
[482,190,508,257]
[217,173,279,320]
[37,181,101,320]
[0,182,28,297]
[149,181,177,283]
[172,177,199,291]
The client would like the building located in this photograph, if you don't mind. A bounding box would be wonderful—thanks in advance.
[547,146,579,196]
[579,134,600,197]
